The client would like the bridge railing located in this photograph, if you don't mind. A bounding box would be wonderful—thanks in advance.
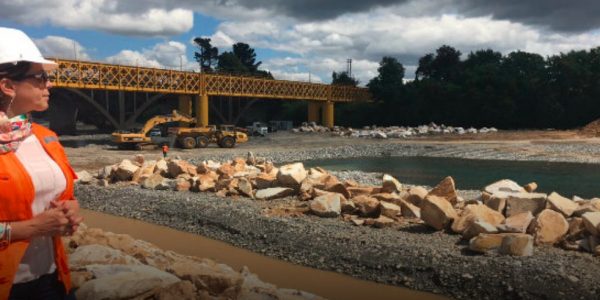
[49,59,371,102]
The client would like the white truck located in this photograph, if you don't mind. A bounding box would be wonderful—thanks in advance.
[246,122,269,136]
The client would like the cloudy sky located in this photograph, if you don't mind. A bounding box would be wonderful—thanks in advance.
[2,0,600,85]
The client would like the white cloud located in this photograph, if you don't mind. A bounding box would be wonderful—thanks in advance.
[209,4,600,81]
[106,40,199,71]
[34,36,90,60]
[0,1,193,36]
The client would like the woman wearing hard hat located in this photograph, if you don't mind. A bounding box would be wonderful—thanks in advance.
[0,27,81,299]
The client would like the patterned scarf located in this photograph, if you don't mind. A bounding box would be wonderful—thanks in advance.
[0,112,32,154]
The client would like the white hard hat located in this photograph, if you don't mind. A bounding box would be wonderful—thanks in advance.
[0,27,57,71]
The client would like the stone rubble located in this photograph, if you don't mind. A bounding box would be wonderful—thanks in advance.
[63,225,324,300]
[291,122,499,139]
[86,153,600,259]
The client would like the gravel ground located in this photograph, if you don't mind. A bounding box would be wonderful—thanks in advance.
[67,131,600,299]
[76,177,600,300]
[64,132,600,171]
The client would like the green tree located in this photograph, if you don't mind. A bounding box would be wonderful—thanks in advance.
[232,42,262,72]
[331,71,359,86]
[217,52,248,73]
[367,57,406,125]
[193,37,219,72]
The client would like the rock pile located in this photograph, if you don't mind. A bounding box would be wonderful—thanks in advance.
[77,154,600,258]
[292,122,498,138]
[63,225,323,300]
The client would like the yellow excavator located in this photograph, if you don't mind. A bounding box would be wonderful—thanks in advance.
[112,110,248,150]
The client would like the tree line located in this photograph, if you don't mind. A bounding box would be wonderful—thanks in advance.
[194,38,600,129]
[335,45,600,129]
[194,38,272,78]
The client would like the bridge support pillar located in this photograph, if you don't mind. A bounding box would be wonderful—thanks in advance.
[196,93,209,127]
[322,101,334,129]
[178,95,192,115]
[307,102,320,123]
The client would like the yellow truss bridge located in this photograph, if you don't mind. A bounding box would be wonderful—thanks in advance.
[49,59,371,128]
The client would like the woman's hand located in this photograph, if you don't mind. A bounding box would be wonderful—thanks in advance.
[51,200,83,235]
[28,208,70,237]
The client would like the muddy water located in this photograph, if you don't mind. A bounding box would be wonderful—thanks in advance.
[81,209,447,300]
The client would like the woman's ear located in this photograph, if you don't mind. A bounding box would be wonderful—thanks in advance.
[0,78,16,102]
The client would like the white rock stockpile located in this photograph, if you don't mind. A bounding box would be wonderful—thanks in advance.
[291,122,498,138]
[63,225,323,300]
[78,154,600,258]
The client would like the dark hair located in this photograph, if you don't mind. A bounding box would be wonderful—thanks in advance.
[0,62,32,105]
[0,61,32,80]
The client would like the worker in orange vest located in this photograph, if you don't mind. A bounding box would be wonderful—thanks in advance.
[162,144,169,158]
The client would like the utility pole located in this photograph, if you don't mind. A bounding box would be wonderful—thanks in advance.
[346,58,352,77]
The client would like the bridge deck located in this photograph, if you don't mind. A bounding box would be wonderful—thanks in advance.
[50,59,370,102]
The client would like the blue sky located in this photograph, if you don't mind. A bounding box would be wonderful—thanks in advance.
[2,0,600,84]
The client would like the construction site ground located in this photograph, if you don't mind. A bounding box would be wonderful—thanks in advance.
[63,129,600,171]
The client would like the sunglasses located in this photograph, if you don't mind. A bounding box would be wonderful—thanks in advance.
[12,71,50,83]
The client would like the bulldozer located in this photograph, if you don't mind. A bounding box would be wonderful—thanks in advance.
[112,110,195,150]
[112,110,248,150]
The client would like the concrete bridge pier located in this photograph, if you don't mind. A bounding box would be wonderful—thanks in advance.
[178,94,209,126]
[307,102,320,123]
[197,94,209,126]
[307,101,334,128]
[322,101,334,129]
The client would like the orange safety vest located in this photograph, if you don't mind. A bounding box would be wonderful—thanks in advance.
[0,123,75,299]
[162,145,169,153]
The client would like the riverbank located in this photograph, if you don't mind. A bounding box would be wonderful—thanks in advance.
[75,176,600,299]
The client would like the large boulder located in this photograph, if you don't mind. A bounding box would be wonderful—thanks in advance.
[254,174,277,189]
[451,204,505,234]
[167,160,198,178]
[75,264,180,300]
[405,186,428,206]
[547,192,578,217]
[582,212,600,236]
[141,173,166,190]
[380,202,401,219]
[462,220,498,240]
[276,162,308,188]
[469,233,506,253]
[531,209,569,245]
[237,177,254,198]
[75,170,93,184]
[255,187,295,200]
[399,199,421,218]
[469,233,531,254]
[498,211,534,233]
[484,179,526,195]
[420,195,458,230]
[427,176,458,205]
[505,192,547,217]
[499,234,534,256]
[347,186,378,197]
[353,195,381,217]
[381,174,402,193]
[309,194,342,218]
[168,258,242,295]
[114,159,139,181]
[69,245,142,267]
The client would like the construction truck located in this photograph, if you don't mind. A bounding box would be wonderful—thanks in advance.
[112,110,248,150]
[170,124,248,149]
[112,110,195,150]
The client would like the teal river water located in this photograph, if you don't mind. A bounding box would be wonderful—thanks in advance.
[305,156,600,199]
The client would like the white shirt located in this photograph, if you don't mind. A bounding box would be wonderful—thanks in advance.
[13,135,66,283]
